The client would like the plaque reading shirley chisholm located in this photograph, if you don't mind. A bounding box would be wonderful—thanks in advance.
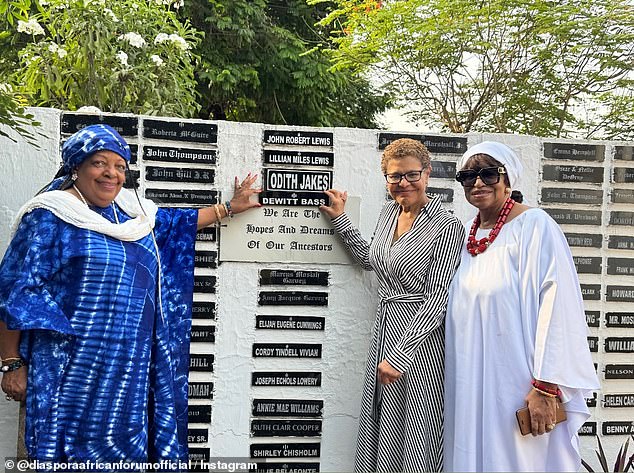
[143,119,217,143]
[256,315,325,331]
[145,189,218,206]
[542,165,604,183]
[586,311,600,328]
[573,256,602,274]
[251,372,321,387]
[146,166,214,184]
[603,422,634,436]
[263,150,333,168]
[143,146,217,165]
[604,337,634,353]
[565,233,603,248]
[252,343,322,358]
[609,235,634,250]
[252,399,324,417]
[264,130,333,147]
[603,394,634,408]
[251,419,322,437]
[250,442,321,458]
[613,167,634,183]
[190,354,214,372]
[259,269,329,286]
[378,133,467,154]
[580,284,601,301]
[607,285,634,302]
[189,382,214,399]
[192,301,216,320]
[605,365,634,379]
[541,188,603,205]
[543,143,605,161]
[61,113,138,137]
[258,291,328,306]
[544,209,602,226]
[606,313,634,328]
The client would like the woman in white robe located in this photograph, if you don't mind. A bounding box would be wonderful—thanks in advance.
[444,141,600,472]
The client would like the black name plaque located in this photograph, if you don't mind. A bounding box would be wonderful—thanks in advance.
[586,311,600,328]
[543,143,605,161]
[573,256,602,274]
[123,169,140,190]
[194,276,217,293]
[195,251,217,269]
[607,285,634,302]
[615,146,634,161]
[192,301,216,320]
[605,313,634,328]
[61,113,138,137]
[253,343,322,358]
[541,187,603,204]
[146,166,214,184]
[259,269,329,286]
[250,442,320,458]
[612,188,634,204]
[609,235,634,250]
[588,337,599,353]
[189,382,213,399]
[143,119,217,143]
[586,392,597,408]
[188,428,209,444]
[431,161,457,178]
[580,284,601,301]
[263,150,333,168]
[608,258,634,276]
[264,169,332,193]
[610,211,634,226]
[259,191,327,207]
[603,394,634,408]
[605,365,634,379]
[196,227,217,243]
[258,291,328,306]
[252,372,321,387]
[542,165,604,184]
[251,419,322,437]
[544,209,602,226]
[565,233,602,248]
[613,167,634,183]
[251,462,320,473]
[378,133,467,154]
[252,399,323,418]
[145,188,218,206]
[190,354,214,371]
[256,315,325,331]
[143,145,217,165]
[191,325,215,343]
[188,405,212,424]
[427,187,454,203]
[603,422,634,436]
[579,422,597,436]
[264,130,333,147]
[604,337,634,353]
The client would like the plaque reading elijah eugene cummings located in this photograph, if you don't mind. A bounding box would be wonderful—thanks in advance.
[61,113,138,136]
[250,442,320,458]
[607,285,634,302]
[259,269,329,286]
[573,256,602,274]
[192,301,215,320]
[188,405,212,424]
[263,150,333,168]
[190,354,214,372]
[256,315,325,331]
[258,291,328,306]
[253,462,320,473]
[143,119,217,143]
[612,188,634,204]
[541,187,603,205]
[616,146,634,161]
[378,133,467,154]
[605,365,634,379]
[542,165,604,183]
[544,208,602,226]
[605,337,634,353]
[146,166,214,184]
[426,187,454,203]
[609,235,634,250]
[251,419,322,437]
[190,325,215,343]
[603,394,634,408]
[143,146,217,165]
[264,130,333,147]
[611,211,634,226]
[566,233,602,248]
[189,382,213,399]
[613,167,634,183]
[543,143,605,161]
[579,422,597,436]
[606,313,634,328]
[188,428,209,444]
[608,258,634,276]
[252,344,322,358]
[252,399,323,418]
[586,311,600,328]
[588,337,599,353]
[580,284,601,301]
[431,161,457,178]
[195,251,217,269]
[251,372,321,387]
[603,422,634,436]
[145,189,218,206]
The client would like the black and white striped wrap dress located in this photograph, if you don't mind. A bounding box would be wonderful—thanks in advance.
[331,197,464,473]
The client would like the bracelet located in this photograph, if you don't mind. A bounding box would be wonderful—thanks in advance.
[224,200,234,218]
[213,204,222,223]
[1,358,26,373]
[532,386,558,398]
[532,379,562,398]
[0,357,21,363]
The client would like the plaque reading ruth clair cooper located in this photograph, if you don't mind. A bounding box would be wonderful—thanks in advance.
[544,208,602,226]
[608,258,634,276]
[251,372,321,387]
[195,251,217,269]
[579,422,597,436]
[253,462,320,473]
[426,187,454,203]
[613,167,634,183]
[611,212,634,226]
[616,146,634,161]
[196,227,217,243]
[542,165,604,183]
[605,365,634,379]
[604,337,634,353]
[143,119,217,143]
[580,284,601,301]
[378,133,467,154]
[264,130,333,147]
[251,419,322,437]
[587,337,599,353]
[190,325,215,343]
[541,187,603,205]
[250,442,321,458]
[612,188,634,204]
[61,113,138,136]
[258,291,328,306]
[192,301,215,320]
[252,343,322,358]
[573,256,602,274]
[188,382,213,399]
[259,269,329,286]
[609,235,634,250]
[252,399,324,417]
[607,285,634,302]
[190,354,214,371]
[188,405,212,424]
[188,428,209,444]
[603,394,634,408]
[603,422,634,436]
[565,233,602,248]
[259,191,328,207]
[194,276,217,294]
[543,142,605,161]
[586,311,600,328]
[256,315,325,331]
[143,146,217,165]
[146,166,215,184]
[263,150,334,168]
[145,189,218,206]
[606,313,634,328]
[431,161,457,178]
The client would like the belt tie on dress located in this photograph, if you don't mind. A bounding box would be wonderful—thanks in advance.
[371,292,426,422]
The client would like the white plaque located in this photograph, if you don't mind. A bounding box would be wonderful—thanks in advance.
[220,197,360,264]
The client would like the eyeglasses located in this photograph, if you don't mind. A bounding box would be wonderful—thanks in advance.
[455,166,506,187]
[384,170,425,184]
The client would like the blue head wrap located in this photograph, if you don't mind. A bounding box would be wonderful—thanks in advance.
[61,124,131,173]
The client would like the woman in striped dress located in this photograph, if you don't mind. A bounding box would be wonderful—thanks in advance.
[320,138,464,472]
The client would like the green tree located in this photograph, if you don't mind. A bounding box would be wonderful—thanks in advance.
[319,0,634,139]
[182,0,388,127]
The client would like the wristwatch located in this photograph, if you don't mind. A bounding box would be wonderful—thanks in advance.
[1,359,26,372]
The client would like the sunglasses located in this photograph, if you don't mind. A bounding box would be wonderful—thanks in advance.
[455,166,506,187]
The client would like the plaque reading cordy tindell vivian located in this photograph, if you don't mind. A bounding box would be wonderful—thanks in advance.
[586,311,600,328]
[256,315,325,331]
[604,337,634,353]
[543,143,605,161]
[258,291,328,306]
[259,269,329,286]
[251,371,321,387]
[565,233,602,248]
[544,209,602,226]
[263,150,333,168]
[188,405,212,423]
[145,189,218,206]
[192,301,216,320]
[378,133,467,154]
[188,382,213,399]
[250,442,321,458]
[61,113,138,137]
[252,399,324,417]
[250,419,322,437]
[252,344,322,358]
[542,165,604,184]
[143,119,217,143]
[541,188,603,205]
[606,313,634,328]
[190,354,214,372]
[143,146,217,165]
[146,166,214,184]
[264,130,333,147]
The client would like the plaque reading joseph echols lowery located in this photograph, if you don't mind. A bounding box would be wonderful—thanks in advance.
[251,372,321,387]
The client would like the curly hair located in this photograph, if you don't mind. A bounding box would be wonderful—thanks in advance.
[381,138,431,174]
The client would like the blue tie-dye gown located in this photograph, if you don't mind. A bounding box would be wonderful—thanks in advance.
[0,203,198,466]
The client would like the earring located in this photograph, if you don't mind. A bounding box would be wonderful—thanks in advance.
[72,171,78,181]
[505,187,511,194]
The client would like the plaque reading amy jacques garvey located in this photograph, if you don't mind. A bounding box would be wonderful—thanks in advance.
[606,313,634,328]
[604,337,634,353]
[610,211,634,226]
[263,150,333,168]
[543,143,605,161]
[603,422,634,436]
[252,344,321,358]
[61,113,138,136]
[250,442,320,458]
[264,130,332,147]
[251,419,322,437]
[145,166,214,184]
[609,235,634,250]
[541,188,603,205]
[145,189,218,206]
[566,233,602,248]
[253,462,320,473]
[251,372,321,387]
[188,405,212,424]
[573,256,602,274]
[259,269,329,286]
[190,325,215,343]
[542,165,604,184]
[544,209,602,226]
[580,284,601,301]
[190,354,214,372]
[579,422,597,436]
[256,315,325,331]
[586,311,600,328]
[605,365,634,379]
[603,394,634,408]
[143,146,217,165]
[194,276,216,293]
[613,167,634,183]
[607,285,634,302]
[608,258,634,276]
[252,399,323,417]
[378,133,467,154]
[188,382,213,399]
[258,291,328,306]
[143,119,217,144]
[192,301,216,320]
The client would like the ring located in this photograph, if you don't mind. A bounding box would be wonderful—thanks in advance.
[546,423,555,430]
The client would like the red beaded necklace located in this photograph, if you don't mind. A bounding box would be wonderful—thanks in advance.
[467,197,515,256]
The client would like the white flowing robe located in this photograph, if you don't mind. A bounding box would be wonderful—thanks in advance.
[444,208,600,472]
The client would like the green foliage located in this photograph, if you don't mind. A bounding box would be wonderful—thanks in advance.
[582,435,634,472]
[12,0,201,117]
[320,0,634,139]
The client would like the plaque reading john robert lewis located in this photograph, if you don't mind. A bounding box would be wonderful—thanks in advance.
[609,236,634,250]
[258,291,328,306]
[143,146,217,165]
[250,442,321,458]
[256,315,325,331]
[264,150,333,168]
[251,419,322,437]
[543,143,605,161]
[541,188,603,205]
[146,166,214,184]
[252,343,322,358]
[544,209,602,226]
[264,130,333,147]
[542,165,604,183]
[252,399,324,417]
[259,269,329,286]
[606,313,634,328]
[605,337,634,353]
[378,133,467,154]
[565,233,602,248]
[607,285,634,302]
[143,119,217,143]
[251,372,321,387]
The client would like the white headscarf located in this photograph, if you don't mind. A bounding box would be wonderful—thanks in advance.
[457,141,523,188]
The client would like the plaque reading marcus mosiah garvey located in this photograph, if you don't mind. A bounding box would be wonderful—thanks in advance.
[192,301,215,320]
[253,343,322,358]
[256,315,325,331]
[190,325,215,343]
[607,285,634,302]
[251,372,321,387]
[188,382,213,399]
[190,354,214,372]
[143,119,217,143]
[263,150,333,168]
[586,311,600,328]
[252,462,320,473]
[608,258,634,276]
[143,146,217,165]
[188,405,212,424]
[542,165,604,184]
[251,419,322,437]
[146,166,214,184]
[252,399,324,417]
[565,233,602,248]
[573,256,602,274]
[264,130,333,147]
[613,167,634,183]
[145,189,218,206]
[378,133,467,154]
[603,394,634,408]
[258,291,328,306]
[605,365,634,379]
[259,269,329,286]
[609,235,634,250]
[250,442,320,458]
[543,143,605,161]
[61,113,138,137]
[603,422,634,436]
[606,313,634,328]
[544,209,602,226]
[541,188,603,205]
[580,284,601,301]
[604,337,634,353]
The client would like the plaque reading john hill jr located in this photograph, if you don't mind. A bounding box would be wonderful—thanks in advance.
[543,143,605,161]
[146,166,214,184]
